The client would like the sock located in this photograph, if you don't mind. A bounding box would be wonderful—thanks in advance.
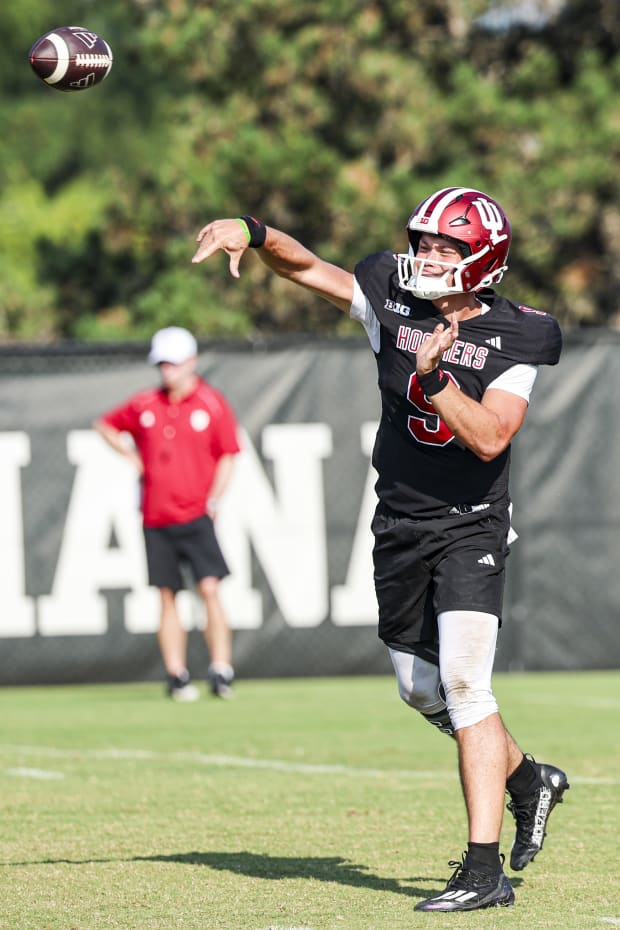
[465,841,501,874]
[507,754,542,799]
[168,669,190,687]
[208,661,234,682]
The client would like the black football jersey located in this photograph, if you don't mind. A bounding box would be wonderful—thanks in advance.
[355,250,563,517]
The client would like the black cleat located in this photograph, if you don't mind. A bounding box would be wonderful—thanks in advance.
[507,761,570,870]
[414,854,515,912]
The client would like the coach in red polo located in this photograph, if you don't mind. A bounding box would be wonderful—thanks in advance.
[95,327,241,701]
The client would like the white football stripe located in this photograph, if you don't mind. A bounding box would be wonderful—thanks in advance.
[44,33,70,85]
[102,40,114,75]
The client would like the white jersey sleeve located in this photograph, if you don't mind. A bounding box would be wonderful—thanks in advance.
[350,277,381,353]
[486,363,538,401]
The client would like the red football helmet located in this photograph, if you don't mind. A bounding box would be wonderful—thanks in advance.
[396,187,511,299]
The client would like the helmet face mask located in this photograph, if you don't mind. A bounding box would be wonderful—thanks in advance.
[396,187,511,300]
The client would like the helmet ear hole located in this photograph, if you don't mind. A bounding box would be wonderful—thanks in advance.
[408,230,421,252]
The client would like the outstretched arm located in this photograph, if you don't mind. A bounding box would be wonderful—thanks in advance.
[192,218,355,314]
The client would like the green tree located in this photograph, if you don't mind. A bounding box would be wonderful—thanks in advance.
[1,0,619,340]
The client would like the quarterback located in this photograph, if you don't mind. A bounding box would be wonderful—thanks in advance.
[192,189,569,912]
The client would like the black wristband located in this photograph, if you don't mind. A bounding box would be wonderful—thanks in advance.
[417,368,450,396]
[239,215,267,248]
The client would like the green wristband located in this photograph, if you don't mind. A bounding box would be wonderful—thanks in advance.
[236,218,251,244]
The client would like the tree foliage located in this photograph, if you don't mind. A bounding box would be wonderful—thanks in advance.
[1,0,619,341]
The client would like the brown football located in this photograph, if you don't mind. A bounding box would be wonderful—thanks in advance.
[29,26,113,92]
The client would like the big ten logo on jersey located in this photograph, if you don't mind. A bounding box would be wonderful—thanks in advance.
[384,298,410,317]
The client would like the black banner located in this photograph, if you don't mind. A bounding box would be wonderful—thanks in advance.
[1,332,618,684]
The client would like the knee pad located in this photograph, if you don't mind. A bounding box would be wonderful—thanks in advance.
[441,676,498,730]
[440,676,498,730]
[389,649,454,736]
[438,610,500,730]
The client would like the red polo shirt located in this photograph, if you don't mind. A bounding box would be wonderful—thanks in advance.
[101,379,240,527]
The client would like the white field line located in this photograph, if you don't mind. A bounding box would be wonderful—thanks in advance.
[0,744,455,779]
[5,766,65,780]
[0,744,618,784]
[517,695,620,711]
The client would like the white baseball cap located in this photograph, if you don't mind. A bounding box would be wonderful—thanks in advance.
[148,327,198,365]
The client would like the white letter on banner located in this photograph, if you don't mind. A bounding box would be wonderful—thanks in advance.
[38,431,148,636]
[331,422,379,626]
[0,433,36,637]
[216,424,332,627]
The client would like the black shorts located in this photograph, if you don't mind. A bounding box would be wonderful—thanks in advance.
[371,500,512,665]
[143,515,230,592]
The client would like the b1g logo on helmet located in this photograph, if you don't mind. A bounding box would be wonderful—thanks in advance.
[474,197,509,246]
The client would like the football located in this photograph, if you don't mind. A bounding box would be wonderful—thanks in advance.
[29,26,113,92]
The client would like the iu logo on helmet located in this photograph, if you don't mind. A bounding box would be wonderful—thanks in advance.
[474,198,509,246]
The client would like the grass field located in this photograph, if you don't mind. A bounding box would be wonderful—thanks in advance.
[1,671,618,930]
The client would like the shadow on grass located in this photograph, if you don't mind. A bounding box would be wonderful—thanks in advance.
[7,850,524,900]
[143,851,425,897]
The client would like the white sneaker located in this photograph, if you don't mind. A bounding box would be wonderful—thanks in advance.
[207,665,235,699]
[166,672,200,702]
